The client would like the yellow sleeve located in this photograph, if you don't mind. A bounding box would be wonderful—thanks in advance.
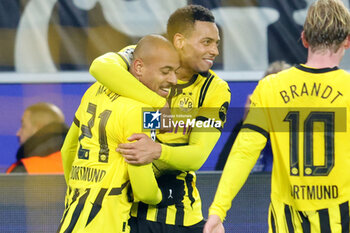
[208,79,268,221]
[208,129,267,221]
[89,49,166,108]
[61,85,94,184]
[160,129,221,171]
[158,75,231,171]
[61,121,79,184]
[244,77,270,131]
[124,102,162,204]
[128,163,162,204]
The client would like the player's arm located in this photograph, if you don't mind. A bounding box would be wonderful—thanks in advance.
[208,129,267,221]
[61,89,91,184]
[162,78,231,170]
[89,48,166,108]
[124,105,163,205]
[61,119,79,184]
[208,78,269,222]
[128,163,162,205]
[160,129,221,171]
[120,129,220,171]
[203,129,266,233]
[120,77,231,171]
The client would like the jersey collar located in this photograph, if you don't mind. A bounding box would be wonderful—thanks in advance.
[296,64,339,73]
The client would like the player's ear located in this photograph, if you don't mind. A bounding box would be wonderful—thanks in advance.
[133,58,143,76]
[173,33,185,50]
[344,35,350,49]
[301,31,309,49]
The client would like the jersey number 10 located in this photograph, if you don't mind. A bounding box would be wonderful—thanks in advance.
[284,111,334,177]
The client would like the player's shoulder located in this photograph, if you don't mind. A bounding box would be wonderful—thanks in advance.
[82,82,100,98]
[117,97,155,123]
[118,44,136,53]
[196,70,231,107]
[207,69,230,91]
[196,70,229,88]
[336,68,350,80]
[117,96,153,110]
[117,45,136,68]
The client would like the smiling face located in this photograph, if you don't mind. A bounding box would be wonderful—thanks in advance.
[176,21,220,78]
[140,48,180,97]
[131,35,180,98]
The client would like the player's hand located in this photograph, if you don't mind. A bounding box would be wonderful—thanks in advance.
[203,215,225,233]
[117,133,161,165]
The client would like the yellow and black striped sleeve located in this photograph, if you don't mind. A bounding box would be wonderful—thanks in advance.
[89,49,166,108]
[123,103,163,204]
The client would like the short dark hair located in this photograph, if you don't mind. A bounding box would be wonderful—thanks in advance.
[167,5,215,41]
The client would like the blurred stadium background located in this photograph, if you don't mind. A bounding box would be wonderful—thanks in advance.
[1,0,349,232]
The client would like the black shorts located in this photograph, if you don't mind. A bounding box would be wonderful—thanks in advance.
[129,217,205,233]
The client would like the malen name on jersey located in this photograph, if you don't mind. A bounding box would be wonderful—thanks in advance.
[291,184,339,200]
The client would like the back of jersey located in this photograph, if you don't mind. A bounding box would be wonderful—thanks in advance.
[59,83,132,233]
[245,65,350,211]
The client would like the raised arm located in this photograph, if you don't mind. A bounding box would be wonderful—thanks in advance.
[89,48,166,108]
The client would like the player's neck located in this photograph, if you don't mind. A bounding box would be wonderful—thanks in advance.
[305,48,344,69]
[176,67,196,82]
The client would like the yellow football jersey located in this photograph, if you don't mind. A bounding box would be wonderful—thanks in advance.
[58,83,161,233]
[247,65,350,210]
[130,70,231,226]
[90,49,231,226]
[209,65,350,222]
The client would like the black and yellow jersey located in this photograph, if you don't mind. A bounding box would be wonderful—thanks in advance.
[58,82,162,233]
[209,65,350,221]
[132,70,230,226]
[90,49,231,226]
